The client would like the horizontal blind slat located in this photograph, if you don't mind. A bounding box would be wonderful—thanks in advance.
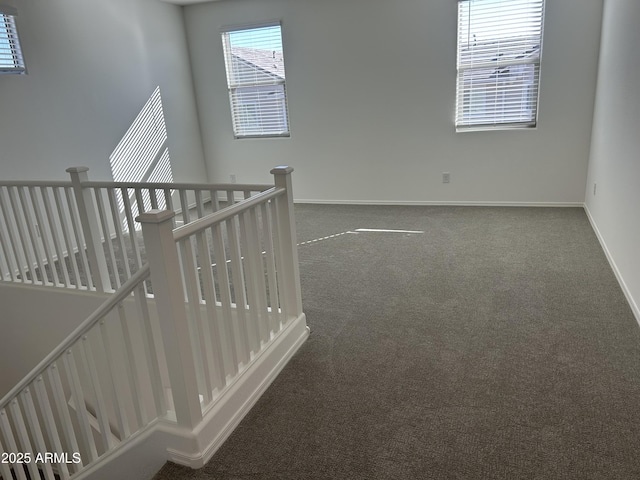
[222,24,290,137]
[456,0,544,129]
[0,13,25,73]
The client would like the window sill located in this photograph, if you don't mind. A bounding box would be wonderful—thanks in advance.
[455,124,537,133]
[234,133,291,139]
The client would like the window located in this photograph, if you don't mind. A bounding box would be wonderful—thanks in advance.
[0,5,25,75]
[455,0,544,130]
[221,24,290,138]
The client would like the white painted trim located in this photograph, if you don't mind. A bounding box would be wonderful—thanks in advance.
[69,314,309,479]
[74,419,163,480]
[294,199,583,207]
[165,313,309,468]
[583,204,640,326]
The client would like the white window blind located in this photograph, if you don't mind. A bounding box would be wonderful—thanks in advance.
[456,0,544,130]
[221,24,290,138]
[0,6,25,74]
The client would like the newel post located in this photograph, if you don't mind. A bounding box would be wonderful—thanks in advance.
[66,167,110,292]
[271,166,303,319]
[137,209,202,430]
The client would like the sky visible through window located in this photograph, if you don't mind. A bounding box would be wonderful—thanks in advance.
[459,0,543,43]
[228,25,283,51]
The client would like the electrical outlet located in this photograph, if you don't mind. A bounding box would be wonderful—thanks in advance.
[230,174,237,184]
[593,183,597,195]
[443,172,450,184]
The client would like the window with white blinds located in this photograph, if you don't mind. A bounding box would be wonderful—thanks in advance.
[221,24,290,138]
[0,6,25,74]
[455,0,544,130]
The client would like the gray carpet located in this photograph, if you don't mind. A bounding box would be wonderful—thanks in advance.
[153,205,640,479]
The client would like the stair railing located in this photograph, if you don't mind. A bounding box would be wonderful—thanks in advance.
[0,167,304,479]
[137,166,303,425]
[0,264,167,480]
[0,168,271,293]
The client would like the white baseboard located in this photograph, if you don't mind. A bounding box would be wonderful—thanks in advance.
[164,313,309,468]
[78,313,309,479]
[583,204,640,326]
[294,199,583,207]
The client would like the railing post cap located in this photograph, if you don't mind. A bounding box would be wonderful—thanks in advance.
[65,166,90,173]
[136,209,175,224]
[270,166,294,175]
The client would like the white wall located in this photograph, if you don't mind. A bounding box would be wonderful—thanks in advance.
[0,284,108,396]
[584,0,640,320]
[0,0,207,183]
[184,0,603,204]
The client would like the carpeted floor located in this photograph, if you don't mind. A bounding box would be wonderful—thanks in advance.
[153,205,640,479]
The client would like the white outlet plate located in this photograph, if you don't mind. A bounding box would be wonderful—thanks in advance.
[443,172,450,184]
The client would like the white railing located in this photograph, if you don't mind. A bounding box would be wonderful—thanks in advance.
[0,167,305,478]
[138,166,303,424]
[0,265,167,480]
[0,167,271,293]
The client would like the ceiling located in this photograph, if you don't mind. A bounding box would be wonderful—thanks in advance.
[160,0,221,5]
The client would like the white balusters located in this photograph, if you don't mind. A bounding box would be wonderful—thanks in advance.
[0,408,27,480]
[47,363,82,466]
[17,187,46,284]
[107,187,132,283]
[67,167,110,292]
[29,187,59,286]
[0,188,20,281]
[8,397,41,479]
[179,235,213,404]
[226,215,249,368]
[120,187,143,271]
[79,334,116,451]
[7,186,37,282]
[261,201,283,332]
[0,437,14,480]
[54,187,83,288]
[33,375,71,479]
[94,188,119,290]
[135,283,167,417]
[197,230,229,389]
[117,304,148,428]
[239,210,266,349]
[65,187,93,289]
[98,317,131,440]
[0,167,303,479]
[21,387,57,479]
[62,348,99,462]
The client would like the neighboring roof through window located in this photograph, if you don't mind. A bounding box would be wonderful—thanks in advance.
[221,23,290,138]
[455,0,545,130]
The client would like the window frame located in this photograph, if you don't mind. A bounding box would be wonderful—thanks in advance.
[455,0,545,132]
[0,5,26,75]
[220,22,291,139]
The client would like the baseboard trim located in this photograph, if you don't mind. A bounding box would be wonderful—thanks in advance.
[583,204,640,326]
[72,314,309,479]
[165,313,309,468]
[294,199,583,207]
